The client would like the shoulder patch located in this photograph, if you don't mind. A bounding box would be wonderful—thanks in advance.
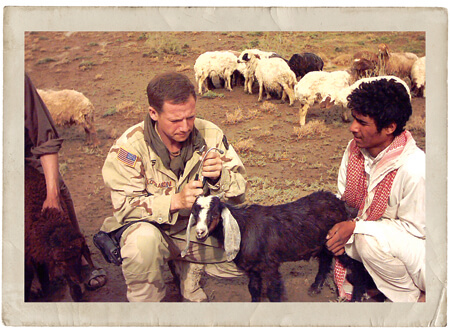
[117,147,137,167]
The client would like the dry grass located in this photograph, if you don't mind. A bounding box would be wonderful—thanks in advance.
[224,107,260,124]
[116,101,145,115]
[406,115,426,135]
[293,120,328,139]
[260,101,278,113]
[233,138,257,154]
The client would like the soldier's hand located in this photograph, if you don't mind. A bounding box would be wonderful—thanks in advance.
[170,180,203,212]
[201,150,222,181]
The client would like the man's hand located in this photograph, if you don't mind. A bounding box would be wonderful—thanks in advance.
[170,180,204,212]
[201,150,222,181]
[325,219,356,256]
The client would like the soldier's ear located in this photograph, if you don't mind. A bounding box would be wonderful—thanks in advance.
[149,106,159,122]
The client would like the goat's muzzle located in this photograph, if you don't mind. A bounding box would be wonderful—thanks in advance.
[196,227,209,241]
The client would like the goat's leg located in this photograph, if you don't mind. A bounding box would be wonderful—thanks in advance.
[248,271,263,302]
[25,263,34,301]
[263,266,284,302]
[308,249,333,296]
[36,263,51,296]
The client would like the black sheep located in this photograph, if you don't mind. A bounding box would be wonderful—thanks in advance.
[183,190,375,302]
[25,164,93,302]
[288,52,324,79]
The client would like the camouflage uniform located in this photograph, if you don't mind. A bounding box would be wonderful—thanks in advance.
[101,118,247,301]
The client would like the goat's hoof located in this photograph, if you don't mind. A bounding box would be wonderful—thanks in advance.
[307,284,322,296]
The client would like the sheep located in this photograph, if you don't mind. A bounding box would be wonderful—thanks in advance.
[193,51,238,95]
[294,70,352,126]
[288,52,324,79]
[411,56,426,97]
[239,52,297,105]
[37,89,99,146]
[328,75,411,109]
[377,43,419,82]
[237,49,280,94]
[25,164,94,302]
[181,191,375,302]
[350,51,380,80]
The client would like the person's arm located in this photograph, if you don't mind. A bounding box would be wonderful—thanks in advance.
[326,142,353,255]
[40,153,63,211]
[103,141,205,226]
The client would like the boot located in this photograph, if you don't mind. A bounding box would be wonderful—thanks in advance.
[170,261,208,302]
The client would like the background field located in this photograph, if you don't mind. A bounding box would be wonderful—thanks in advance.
[25,31,426,302]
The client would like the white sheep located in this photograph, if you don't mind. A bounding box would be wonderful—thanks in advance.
[319,75,411,124]
[237,49,281,94]
[332,75,411,109]
[253,56,297,105]
[193,51,238,95]
[294,70,352,126]
[37,89,99,146]
[411,56,426,97]
[377,43,419,82]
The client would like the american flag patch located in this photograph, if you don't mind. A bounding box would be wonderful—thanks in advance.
[117,147,137,167]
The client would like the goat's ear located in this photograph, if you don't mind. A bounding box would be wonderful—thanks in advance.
[181,214,196,258]
[221,206,241,262]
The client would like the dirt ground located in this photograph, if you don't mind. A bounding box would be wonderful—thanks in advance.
[24,31,426,303]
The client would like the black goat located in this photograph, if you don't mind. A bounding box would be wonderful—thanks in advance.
[182,190,374,302]
[25,164,93,302]
[288,53,324,79]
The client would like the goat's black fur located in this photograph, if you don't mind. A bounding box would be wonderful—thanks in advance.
[194,191,375,302]
[25,164,91,302]
[288,53,324,79]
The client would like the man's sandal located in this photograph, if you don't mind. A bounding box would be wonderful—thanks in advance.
[85,268,107,290]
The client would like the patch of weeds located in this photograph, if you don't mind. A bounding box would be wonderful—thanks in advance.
[79,60,96,70]
[103,107,118,117]
[406,115,426,136]
[249,40,260,48]
[87,42,99,46]
[248,32,264,37]
[36,58,57,65]
[59,162,69,176]
[202,91,225,99]
[38,36,49,40]
[293,120,328,139]
[82,146,103,157]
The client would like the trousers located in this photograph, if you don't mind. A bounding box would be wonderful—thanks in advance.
[119,221,243,302]
[345,222,425,302]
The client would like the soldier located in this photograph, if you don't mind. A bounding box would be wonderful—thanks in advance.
[100,72,247,302]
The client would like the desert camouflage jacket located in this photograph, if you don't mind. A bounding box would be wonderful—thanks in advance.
[101,118,247,234]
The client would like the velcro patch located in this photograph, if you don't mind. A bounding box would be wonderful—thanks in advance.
[117,147,137,167]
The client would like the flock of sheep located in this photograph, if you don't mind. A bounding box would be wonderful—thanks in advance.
[194,43,426,126]
[35,43,425,150]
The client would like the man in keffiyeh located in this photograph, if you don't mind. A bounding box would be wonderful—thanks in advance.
[325,78,425,302]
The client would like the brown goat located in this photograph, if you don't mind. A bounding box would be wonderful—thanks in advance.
[377,43,418,81]
[25,165,93,302]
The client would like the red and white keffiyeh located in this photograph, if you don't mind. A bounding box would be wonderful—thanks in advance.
[334,130,413,300]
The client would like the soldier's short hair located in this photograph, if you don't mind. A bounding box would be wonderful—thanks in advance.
[146,72,196,113]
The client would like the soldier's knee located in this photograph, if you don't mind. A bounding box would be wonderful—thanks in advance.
[121,222,166,265]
